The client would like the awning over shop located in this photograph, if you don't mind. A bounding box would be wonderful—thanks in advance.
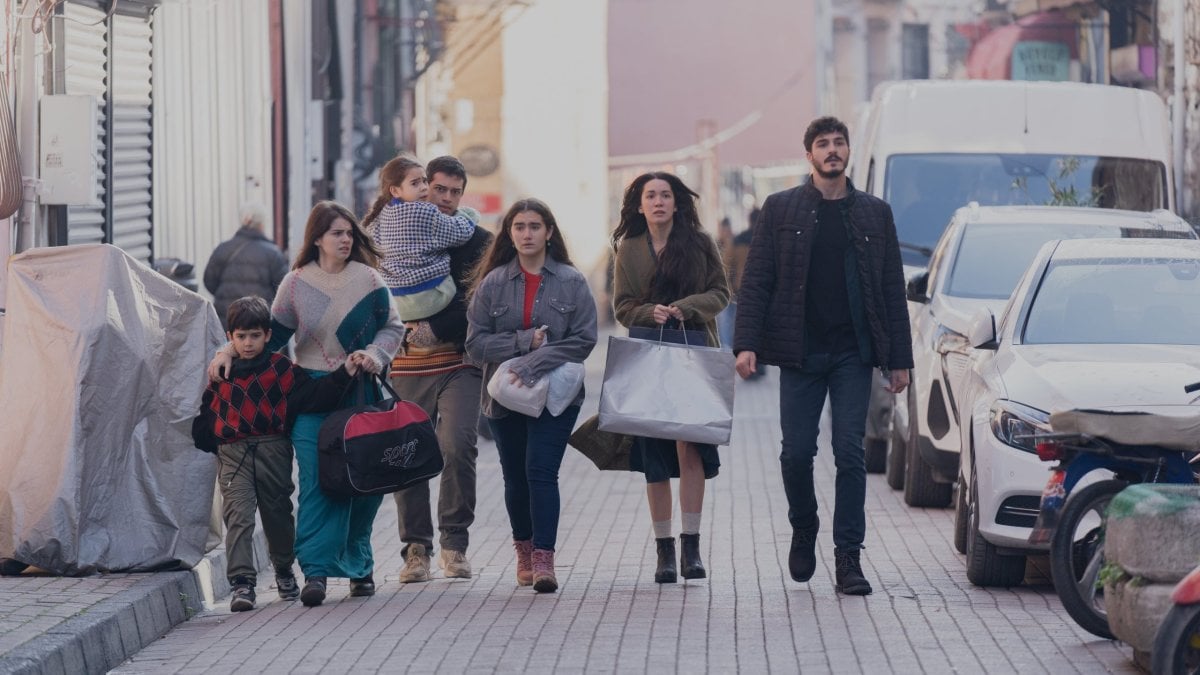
[965,11,1079,81]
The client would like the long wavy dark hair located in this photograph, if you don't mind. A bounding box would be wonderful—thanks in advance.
[293,200,380,270]
[611,172,721,305]
[361,155,423,232]
[470,198,574,296]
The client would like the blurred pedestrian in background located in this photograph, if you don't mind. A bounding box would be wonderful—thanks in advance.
[715,217,736,350]
[203,202,288,330]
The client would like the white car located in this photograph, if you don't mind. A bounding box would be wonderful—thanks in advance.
[955,238,1200,587]
[894,206,1197,509]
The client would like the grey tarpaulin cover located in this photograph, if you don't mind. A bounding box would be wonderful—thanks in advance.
[0,244,223,574]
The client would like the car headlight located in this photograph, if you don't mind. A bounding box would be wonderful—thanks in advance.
[989,400,1051,453]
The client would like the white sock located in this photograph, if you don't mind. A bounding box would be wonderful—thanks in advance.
[652,519,673,539]
[681,512,702,535]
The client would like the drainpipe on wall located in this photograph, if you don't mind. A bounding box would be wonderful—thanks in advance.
[1173,0,1185,213]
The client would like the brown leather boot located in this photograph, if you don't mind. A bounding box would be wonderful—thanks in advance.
[531,548,557,593]
[514,539,534,587]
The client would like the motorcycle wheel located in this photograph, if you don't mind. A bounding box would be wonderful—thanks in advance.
[1152,603,1200,675]
[1049,479,1127,640]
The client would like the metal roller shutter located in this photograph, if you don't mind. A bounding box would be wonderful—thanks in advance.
[109,14,154,261]
[60,2,154,263]
[62,3,107,248]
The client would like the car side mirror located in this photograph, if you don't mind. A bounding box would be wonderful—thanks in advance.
[906,272,930,304]
[967,309,998,350]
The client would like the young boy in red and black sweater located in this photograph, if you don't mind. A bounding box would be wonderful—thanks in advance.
[192,296,361,612]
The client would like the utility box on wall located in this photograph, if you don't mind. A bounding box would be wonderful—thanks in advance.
[40,95,102,207]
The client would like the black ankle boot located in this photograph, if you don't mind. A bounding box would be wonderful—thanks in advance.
[679,533,706,579]
[834,548,872,595]
[654,537,678,583]
[789,527,818,582]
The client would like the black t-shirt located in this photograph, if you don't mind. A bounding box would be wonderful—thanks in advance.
[804,198,857,355]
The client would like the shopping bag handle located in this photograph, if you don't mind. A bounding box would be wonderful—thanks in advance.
[654,323,695,346]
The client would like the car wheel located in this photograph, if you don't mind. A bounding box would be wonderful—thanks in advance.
[886,414,906,490]
[953,467,969,555]
[903,386,953,508]
[865,438,887,474]
[965,469,1025,587]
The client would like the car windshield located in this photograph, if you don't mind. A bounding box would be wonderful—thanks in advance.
[1023,256,1200,345]
[884,154,1167,266]
[945,222,1194,300]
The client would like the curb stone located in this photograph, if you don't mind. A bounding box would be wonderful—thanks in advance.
[0,530,269,674]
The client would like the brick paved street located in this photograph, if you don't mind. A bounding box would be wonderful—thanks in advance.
[112,339,1139,674]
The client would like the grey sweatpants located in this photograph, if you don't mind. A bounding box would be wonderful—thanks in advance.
[391,366,481,554]
[217,435,296,582]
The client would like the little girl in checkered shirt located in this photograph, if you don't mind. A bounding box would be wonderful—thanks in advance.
[365,156,477,322]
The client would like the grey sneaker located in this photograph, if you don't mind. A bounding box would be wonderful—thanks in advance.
[229,576,256,612]
[399,544,431,583]
[439,549,472,579]
[275,566,300,601]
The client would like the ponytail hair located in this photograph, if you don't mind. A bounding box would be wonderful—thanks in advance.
[362,155,423,232]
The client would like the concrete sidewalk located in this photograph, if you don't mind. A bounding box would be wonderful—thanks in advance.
[109,337,1137,674]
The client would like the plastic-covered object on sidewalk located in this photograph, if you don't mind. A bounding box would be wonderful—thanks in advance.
[0,244,224,574]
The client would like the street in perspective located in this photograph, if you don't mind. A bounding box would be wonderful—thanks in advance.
[3,0,1200,674]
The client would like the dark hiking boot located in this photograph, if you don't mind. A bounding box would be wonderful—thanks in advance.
[679,533,707,579]
[229,576,256,612]
[275,566,300,601]
[654,537,678,583]
[349,574,376,597]
[300,576,327,607]
[789,527,818,582]
[834,548,873,596]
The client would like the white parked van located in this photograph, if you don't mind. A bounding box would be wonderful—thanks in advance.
[848,80,1176,506]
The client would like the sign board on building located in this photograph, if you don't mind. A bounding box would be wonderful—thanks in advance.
[1011,41,1070,81]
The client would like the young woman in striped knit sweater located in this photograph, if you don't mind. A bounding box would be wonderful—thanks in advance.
[209,201,404,607]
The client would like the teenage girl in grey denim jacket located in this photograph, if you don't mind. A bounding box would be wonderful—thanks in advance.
[465,198,597,593]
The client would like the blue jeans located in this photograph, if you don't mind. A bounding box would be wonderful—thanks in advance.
[779,351,873,552]
[488,405,581,551]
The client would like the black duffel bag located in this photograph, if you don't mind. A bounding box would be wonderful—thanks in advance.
[317,374,443,497]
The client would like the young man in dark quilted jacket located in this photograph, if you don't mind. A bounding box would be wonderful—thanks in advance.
[733,116,913,596]
[192,296,359,612]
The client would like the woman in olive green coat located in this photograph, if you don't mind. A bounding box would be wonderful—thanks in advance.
[610,171,730,584]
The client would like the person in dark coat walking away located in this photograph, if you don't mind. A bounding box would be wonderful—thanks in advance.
[733,116,913,596]
[204,202,289,329]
